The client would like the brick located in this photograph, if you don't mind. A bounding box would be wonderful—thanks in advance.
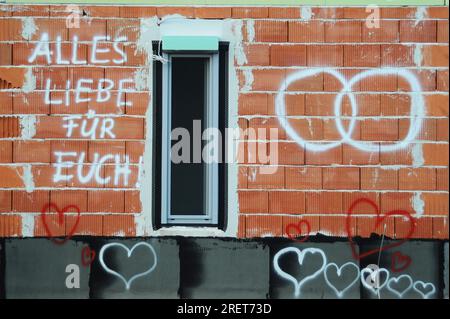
[289,21,324,43]
[247,166,284,189]
[380,192,414,214]
[399,118,436,141]
[33,67,68,90]
[437,21,449,43]
[124,44,147,66]
[238,191,268,213]
[0,166,24,188]
[343,94,381,116]
[320,216,355,237]
[0,19,22,41]
[306,192,342,214]
[286,69,324,91]
[0,43,12,65]
[254,21,287,43]
[427,6,449,19]
[67,164,105,188]
[104,164,138,188]
[157,7,194,18]
[238,93,267,115]
[113,118,145,139]
[425,94,449,116]
[34,116,67,139]
[240,44,270,66]
[89,141,126,163]
[399,69,436,92]
[103,214,136,236]
[381,44,415,67]
[11,5,50,16]
[238,166,248,189]
[125,190,141,213]
[285,167,321,190]
[307,45,343,67]
[67,214,103,236]
[433,217,449,239]
[245,215,282,237]
[0,117,20,138]
[323,167,359,190]
[237,215,246,238]
[323,69,360,92]
[245,69,286,91]
[12,190,49,212]
[422,45,449,67]
[342,192,379,215]
[361,168,398,190]
[269,191,305,214]
[343,7,371,19]
[88,93,124,115]
[13,141,51,163]
[88,190,125,213]
[379,146,414,165]
[50,140,88,163]
[83,6,120,17]
[423,143,449,166]
[381,7,416,19]
[268,93,305,115]
[0,92,13,114]
[343,144,380,165]
[0,141,12,163]
[380,94,413,116]
[126,141,145,163]
[422,193,449,216]
[344,45,380,67]
[400,20,437,43]
[358,73,398,92]
[360,119,398,141]
[125,92,150,115]
[282,216,320,239]
[437,168,449,191]
[324,119,359,141]
[0,67,27,88]
[32,164,66,188]
[107,19,140,42]
[68,18,106,41]
[325,21,361,43]
[34,214,65,237]
[119,6,156,18]
[269,7,301,19]
[362,20,399,43]
[397,216,432,239]
[0,215,22,237]
[437,70,449,91]
[288,118,323,141]
[271,45,306,66]
[31,18,68,41]
[13,92,49,114]
[306,146,342,165]
[50,190,88,212]
[312,7,344,19]
[194,7,231,19]
[232,7,268,18]
[277,142,304,165]
[305,94,335,116]
[0,190,12,212]
[357,215,395,238]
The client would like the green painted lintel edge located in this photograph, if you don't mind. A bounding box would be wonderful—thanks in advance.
[3,0,448,6]
[162,36,219,51]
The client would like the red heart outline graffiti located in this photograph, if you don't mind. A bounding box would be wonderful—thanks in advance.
[346,198,416,260]
[391,251,412,273]
[41,203,80,245]
[285,220,311,242]
[81,246,96,267]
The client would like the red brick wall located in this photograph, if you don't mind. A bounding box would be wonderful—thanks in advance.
[0,4,448,239]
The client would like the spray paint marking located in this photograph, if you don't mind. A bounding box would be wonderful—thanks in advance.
[346,198,416,260]
[391,251,412,273]
[99,242,157,290]
[285,220,311,242]
[275,68,425,153]
[81,246,96,267]
[40,203,80,245]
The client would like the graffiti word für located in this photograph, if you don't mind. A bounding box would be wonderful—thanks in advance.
[63,111,115,139]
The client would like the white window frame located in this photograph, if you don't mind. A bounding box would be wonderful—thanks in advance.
[161,52,219,225]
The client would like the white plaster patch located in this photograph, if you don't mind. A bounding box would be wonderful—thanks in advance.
[134,68,151,91]
[22,67,36,93]
[20,164,35,193]
[234,21,247,66]
[415,7,428,26]
[21,214,35,237]
[19,115,36,139]
[21,17,37,40]
[242,69,254,92]
[411,192,425,217]
[300,6,313,21]
[412,143,425,167]
[246,20,255,42]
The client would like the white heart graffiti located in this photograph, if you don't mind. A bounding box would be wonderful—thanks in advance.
[324,262,360,298]
[361,266,390,294]
[387,274,414,298]
[413,281,436,299]
[275,68,425,153]
[273,247,327,297]
[99,242,158,290]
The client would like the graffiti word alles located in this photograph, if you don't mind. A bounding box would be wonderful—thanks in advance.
[63,112,115,139]
[53,152,134,186]
[29,33,127,65]
[99,242,158,290]
[274,247,436,299]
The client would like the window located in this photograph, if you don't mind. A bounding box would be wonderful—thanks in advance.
[152,41,228,229]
